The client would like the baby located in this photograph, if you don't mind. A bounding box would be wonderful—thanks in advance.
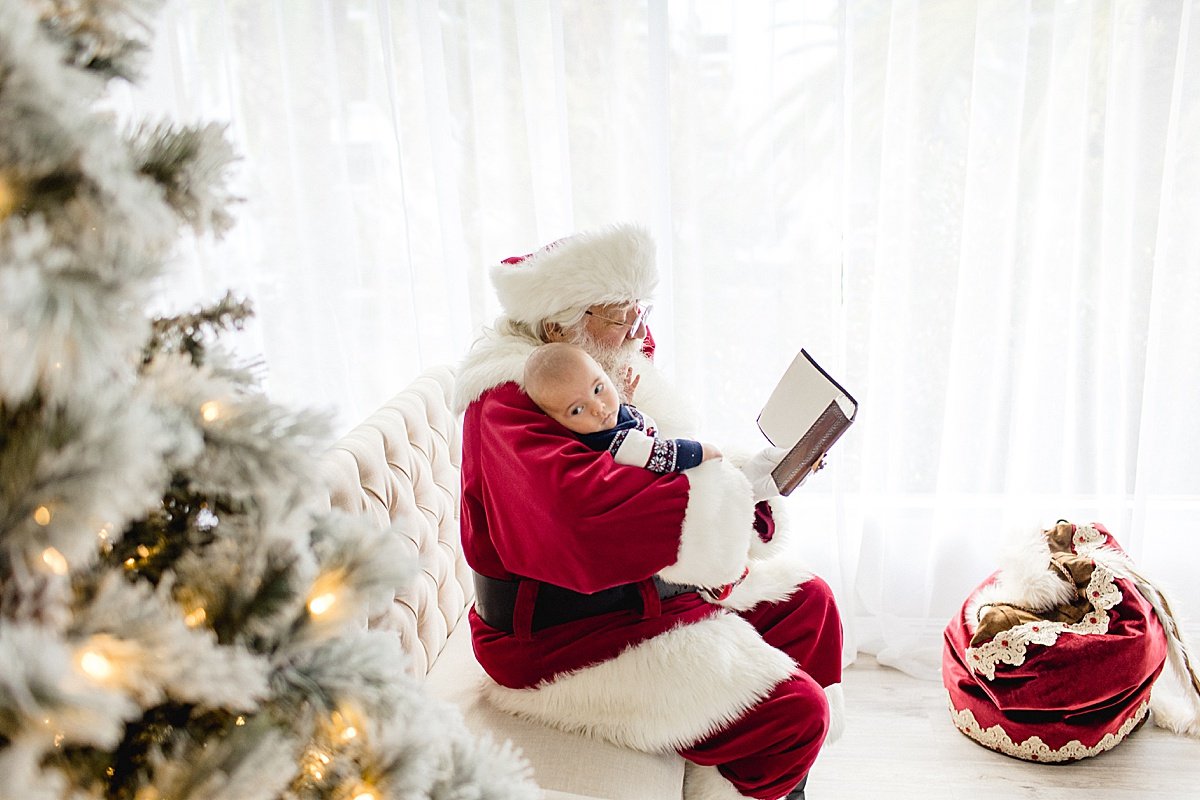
[524,342,742,601]
[523,341,721,473]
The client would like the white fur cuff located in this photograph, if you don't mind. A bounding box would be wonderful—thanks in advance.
[657,458,757,589]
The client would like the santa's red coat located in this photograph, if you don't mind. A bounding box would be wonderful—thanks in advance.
[455,332,813,753]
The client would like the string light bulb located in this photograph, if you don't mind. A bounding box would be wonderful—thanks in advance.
[41,547,68,575]
[78,649,113,681]
[199,400,221,422]
[330,709,359,742]
[33,505,52,526]
[308,591,337,616]
[184,606,207,627]
[350,786,379,800]
[0,173,16,219]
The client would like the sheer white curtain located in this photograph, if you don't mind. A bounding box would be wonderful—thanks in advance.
[119,0,1200,676]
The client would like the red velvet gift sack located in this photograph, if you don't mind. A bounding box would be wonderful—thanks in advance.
[943,521,1200,762]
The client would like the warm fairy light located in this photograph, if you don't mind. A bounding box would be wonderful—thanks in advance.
[78,649,113,681]
[351,787,378,800]
[184,606,207,627]
[33,505,52,526]
[303,747,332,783]
[123,557,137,569]
[53,732,64,748]
[308,572,344,618]
[307,591,337,616]
[41,547,68,575]
[98,523,113,540]
[136,544,150,558]
[235,715,245,726]
[330,709,359,742]
[0,174,15,218]
[200,400,221,422]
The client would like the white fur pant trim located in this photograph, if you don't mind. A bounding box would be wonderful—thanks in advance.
[824,683,845,744]
[682,762,752,800]
[482,613,797,752]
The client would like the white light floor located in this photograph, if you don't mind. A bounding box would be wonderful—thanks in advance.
[806,658,1200,800]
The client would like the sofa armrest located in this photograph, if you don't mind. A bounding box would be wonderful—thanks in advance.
[318,365,472,677]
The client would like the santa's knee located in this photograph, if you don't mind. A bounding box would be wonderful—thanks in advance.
[794,575,836,614]
[774,673,830,745]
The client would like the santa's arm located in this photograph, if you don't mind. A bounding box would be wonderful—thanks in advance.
[477,385,756,593]
[611,428,705,473]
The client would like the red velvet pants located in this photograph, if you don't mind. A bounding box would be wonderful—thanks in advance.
[679,576,843,799]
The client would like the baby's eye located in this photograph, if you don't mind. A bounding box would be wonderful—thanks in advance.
[569,406,583,416]
[593,383,604,395]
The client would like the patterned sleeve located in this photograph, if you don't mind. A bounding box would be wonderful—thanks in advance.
[611,426,704,472]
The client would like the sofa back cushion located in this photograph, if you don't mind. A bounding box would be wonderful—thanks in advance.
[318,365,471,678]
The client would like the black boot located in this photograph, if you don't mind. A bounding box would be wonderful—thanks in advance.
[784,775,807,800]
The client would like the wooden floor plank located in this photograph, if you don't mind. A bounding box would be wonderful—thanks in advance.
[806,658,1199,800]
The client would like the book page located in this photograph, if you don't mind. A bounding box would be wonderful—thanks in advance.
[757,350,857,448]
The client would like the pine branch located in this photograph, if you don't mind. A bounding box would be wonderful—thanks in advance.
[130,121,241,235]
[145,291,254,367]
[34,0,162,82]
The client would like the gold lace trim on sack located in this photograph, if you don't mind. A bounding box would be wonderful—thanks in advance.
[965,524,1122,681]
[947,696,1149,762]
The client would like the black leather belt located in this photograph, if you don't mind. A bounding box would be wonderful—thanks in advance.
[472,571,697,634]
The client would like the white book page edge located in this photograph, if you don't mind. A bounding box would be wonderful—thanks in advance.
[757,351,856,447]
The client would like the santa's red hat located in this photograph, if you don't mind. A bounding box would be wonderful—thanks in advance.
[490,223,659,325]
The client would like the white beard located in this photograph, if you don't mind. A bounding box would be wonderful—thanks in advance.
[566,328,642,403]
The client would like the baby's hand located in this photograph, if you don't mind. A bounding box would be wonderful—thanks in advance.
[701,443,722,462]
[623,367,640,400]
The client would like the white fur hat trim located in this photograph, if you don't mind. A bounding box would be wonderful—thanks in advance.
[489,222,659,325]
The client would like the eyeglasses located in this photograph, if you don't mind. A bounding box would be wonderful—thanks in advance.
[585,303,653,337]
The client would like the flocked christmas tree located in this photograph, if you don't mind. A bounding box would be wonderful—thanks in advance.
[0,2,535,798]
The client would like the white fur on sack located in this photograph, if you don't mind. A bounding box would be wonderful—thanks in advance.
[964,526,1077,634]
[490,223,659,326]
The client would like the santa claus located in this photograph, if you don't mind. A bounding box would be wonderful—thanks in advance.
[454,222,844,800]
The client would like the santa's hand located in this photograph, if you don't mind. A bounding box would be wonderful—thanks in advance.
[623,367,640,401]
[740,445,789,502]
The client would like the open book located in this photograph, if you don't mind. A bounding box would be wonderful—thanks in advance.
[756,349,858,495]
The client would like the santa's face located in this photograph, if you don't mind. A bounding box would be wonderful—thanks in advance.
[535,349,622,434]
[581,302,650,348]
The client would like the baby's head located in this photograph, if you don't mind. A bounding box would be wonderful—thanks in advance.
[524,342,621,434]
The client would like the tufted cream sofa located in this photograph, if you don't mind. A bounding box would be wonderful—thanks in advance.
[317,366,686,800]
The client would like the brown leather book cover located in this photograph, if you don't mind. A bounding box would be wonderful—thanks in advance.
[756,350,858,496]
